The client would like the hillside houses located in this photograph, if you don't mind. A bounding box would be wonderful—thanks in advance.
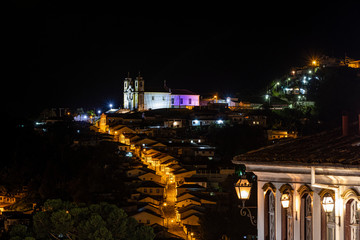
[93,112,242,238]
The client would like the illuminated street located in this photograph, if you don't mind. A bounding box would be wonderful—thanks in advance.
[163,182,187,239]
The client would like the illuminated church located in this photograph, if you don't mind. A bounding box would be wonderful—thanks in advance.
[123,74,200,111]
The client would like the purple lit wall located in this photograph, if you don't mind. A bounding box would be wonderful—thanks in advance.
[171,94,200,108]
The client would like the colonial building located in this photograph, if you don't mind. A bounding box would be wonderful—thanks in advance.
[123,74,199,111]
[233,117,360,240]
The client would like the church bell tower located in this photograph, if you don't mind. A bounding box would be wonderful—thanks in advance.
[123,72,144,111]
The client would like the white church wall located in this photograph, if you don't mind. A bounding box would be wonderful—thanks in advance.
[144,92,171,110]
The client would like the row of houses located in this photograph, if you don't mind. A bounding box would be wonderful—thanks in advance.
[96,113,236,239]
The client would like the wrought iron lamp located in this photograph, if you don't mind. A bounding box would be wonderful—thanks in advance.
[234,177,256,226]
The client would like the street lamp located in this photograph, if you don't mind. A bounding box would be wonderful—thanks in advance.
[322,194,335,213]
[281,193,290,208]
[234,178,252,201]
[234,177,256,226]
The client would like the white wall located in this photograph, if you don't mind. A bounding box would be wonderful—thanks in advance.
[144,92,171,110]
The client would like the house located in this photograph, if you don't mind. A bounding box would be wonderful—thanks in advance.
[0,187,16,212]
[138,203,162,216]
[267,129,297,140]
[125,167,154,178]
[111,125,136,142]
[137,181,166,198]
[193,166,235,185]
[138,195,162,206]
[138,172,163,184]
[173,169,197,186]
[176,184,205,196]
[118,142,131,152]
[164,119,187,128]
[131,208,165,226]
[232,116,360,240]
[176,204,205,222]
[2,211,32,231]
[181,213,201,226]
[184,177,208,188]
[176,198,202,208]
[176,192,217,206]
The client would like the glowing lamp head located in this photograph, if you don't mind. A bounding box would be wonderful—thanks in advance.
[322,195,335,213]
[234,178,252,200]
[281,193,290,208]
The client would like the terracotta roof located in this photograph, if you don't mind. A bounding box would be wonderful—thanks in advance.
[233,126,360,167]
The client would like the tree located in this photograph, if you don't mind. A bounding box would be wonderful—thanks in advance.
[30,199,155,240]
[8,224,35,240]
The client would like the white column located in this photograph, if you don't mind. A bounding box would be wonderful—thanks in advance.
[335,188,343,240]
[257,181,265,239]
[312,192,321,240]
[293,183,300,240]
[275,188,282,240]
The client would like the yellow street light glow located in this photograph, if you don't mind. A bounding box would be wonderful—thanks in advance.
[281,193,290,208]
[322,194,335,213]
[234,178,252,200]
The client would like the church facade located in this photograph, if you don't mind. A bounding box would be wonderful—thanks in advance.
[123,74,199,111]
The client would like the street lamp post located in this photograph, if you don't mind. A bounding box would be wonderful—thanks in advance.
[234,177,257,226]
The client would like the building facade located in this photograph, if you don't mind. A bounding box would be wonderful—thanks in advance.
[233,120,360,240]
[123,74,199,111]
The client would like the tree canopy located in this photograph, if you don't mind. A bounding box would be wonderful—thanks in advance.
[9,199,155,240]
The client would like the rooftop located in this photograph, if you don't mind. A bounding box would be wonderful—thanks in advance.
[233,124,360,167]
[170,88,198,95]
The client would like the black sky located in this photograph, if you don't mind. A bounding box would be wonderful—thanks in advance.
[9,2,360,117]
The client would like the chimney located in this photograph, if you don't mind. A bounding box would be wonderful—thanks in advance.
[342,113,349,137]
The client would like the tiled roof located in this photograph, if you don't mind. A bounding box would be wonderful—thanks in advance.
[233,126,360,167]
[170,89,198,95]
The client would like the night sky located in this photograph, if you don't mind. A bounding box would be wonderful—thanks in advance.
[10,2,360,117]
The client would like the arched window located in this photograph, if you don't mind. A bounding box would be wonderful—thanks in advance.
[280,184,294,240]
[344,199,359,240]
[298,185,313,240]
[264,189,276,240]
[342,188,360,240]
[319,189,335,240]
